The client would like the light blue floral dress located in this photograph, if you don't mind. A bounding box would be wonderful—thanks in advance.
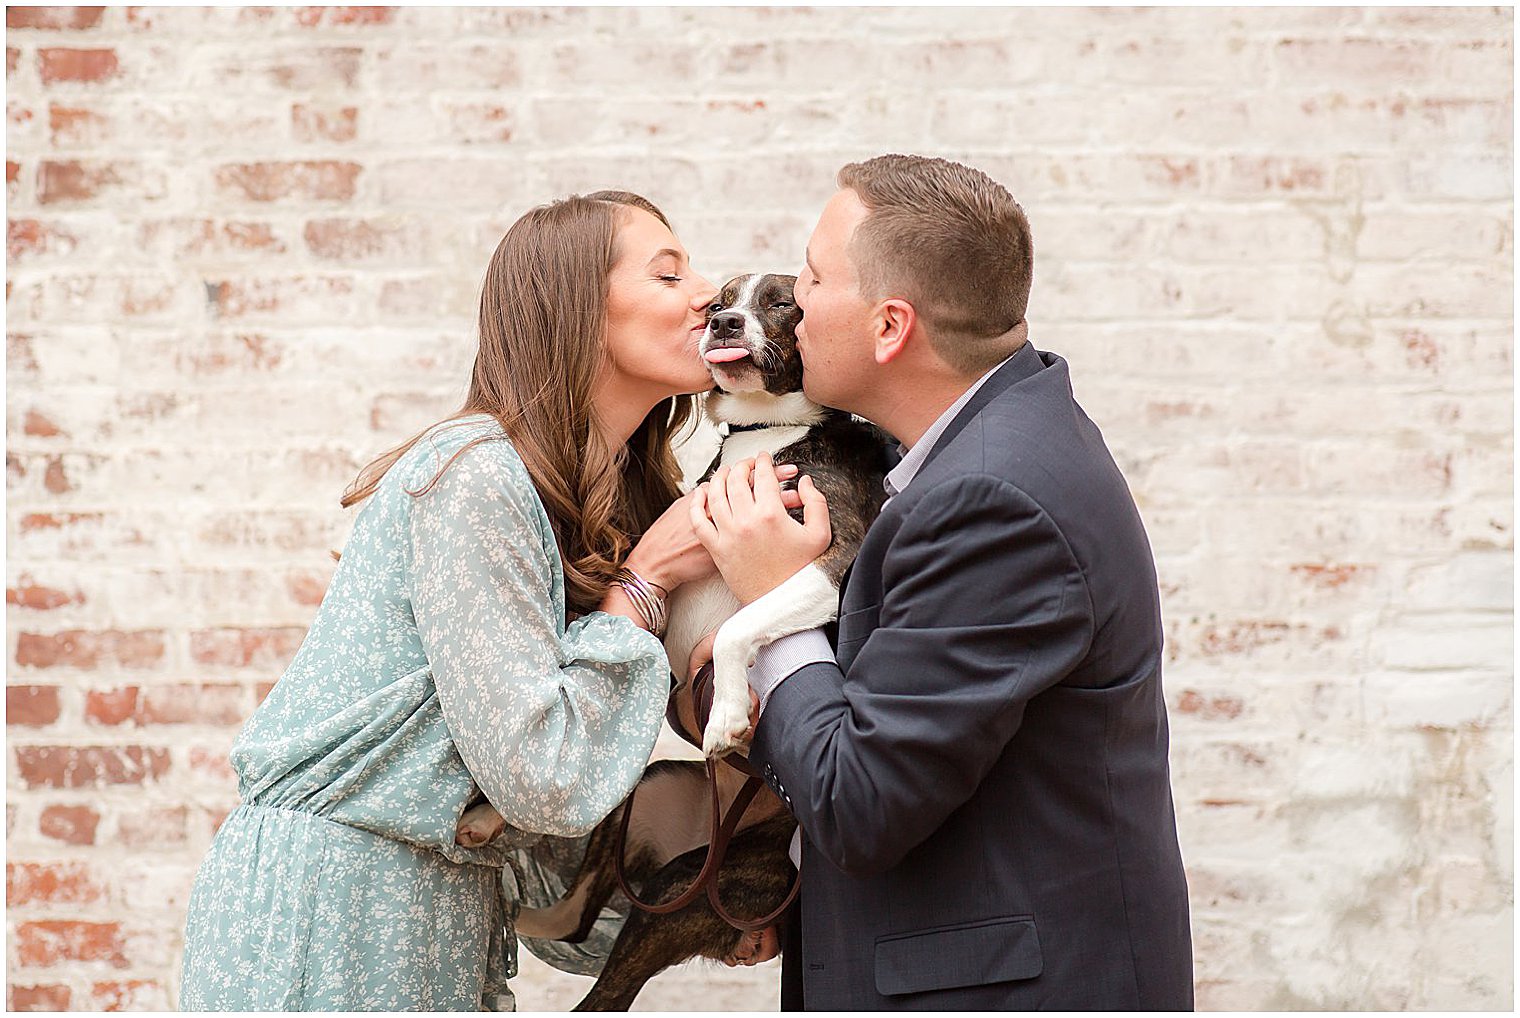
[179,414,673,1011]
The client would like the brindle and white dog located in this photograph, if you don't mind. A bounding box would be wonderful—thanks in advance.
[460,273,890,1009]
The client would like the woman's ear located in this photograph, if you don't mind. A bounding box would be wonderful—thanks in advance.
[874,298,917,365]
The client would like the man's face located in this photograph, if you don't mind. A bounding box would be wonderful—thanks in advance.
[795,188,877,413]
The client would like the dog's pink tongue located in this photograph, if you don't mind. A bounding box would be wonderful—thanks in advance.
[704,348,751,364]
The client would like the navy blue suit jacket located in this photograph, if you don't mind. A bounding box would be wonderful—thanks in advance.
[750,342,1193,1009]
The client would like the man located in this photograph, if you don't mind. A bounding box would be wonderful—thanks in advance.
[690,154,1193,1009]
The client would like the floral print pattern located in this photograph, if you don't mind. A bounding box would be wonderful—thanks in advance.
[179,414,672,1010]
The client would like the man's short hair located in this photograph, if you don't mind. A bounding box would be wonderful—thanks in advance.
[837,154,1033,376]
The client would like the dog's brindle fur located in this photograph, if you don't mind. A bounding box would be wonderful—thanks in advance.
[472,274,888,1009]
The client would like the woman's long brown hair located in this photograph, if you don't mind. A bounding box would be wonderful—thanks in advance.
[340,191,699,618]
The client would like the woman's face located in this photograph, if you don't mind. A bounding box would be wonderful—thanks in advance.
[603,207,718,400]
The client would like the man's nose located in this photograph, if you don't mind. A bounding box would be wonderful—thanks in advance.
[710,312,745,341]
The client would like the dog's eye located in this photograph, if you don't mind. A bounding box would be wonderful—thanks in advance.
[772,302,793,309]
[708,302,724,314]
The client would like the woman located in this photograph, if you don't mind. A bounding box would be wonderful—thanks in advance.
[178,191,794,1010]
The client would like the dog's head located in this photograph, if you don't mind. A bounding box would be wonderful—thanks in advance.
[700,273,803,397]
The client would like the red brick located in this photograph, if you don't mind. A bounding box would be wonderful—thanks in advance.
[213,160,360,202]
[189,745,236,782]
[1222,156,1330,195]
[37,47,118,85]
[38,159,164,204]
[7,580,82,610]
[286,569,329,606]
[1176,690,1245,721]
[90,980,163,1012]
[4,218,76,262]
[204,276,354,319]
[8,860,108,906]
[86,683,248,726]
[9,984,72,1011]
[39,803,99,845]
[1274,37,1436,81]
[16,746,172,788]
[256,680,278,703]
[7,159,20,200]
[1137,156,1203,192]
[294,6,394,27]
[15,629,166,670]
[8,8,106,30]
[444,101,515,144]
[7,47,19,76]
[143,683,249,725]
[15,920,127,968]
[7,686,62,725]
[22,407,65,436]
[20,511,103,533]
[1290,563,1376,590]
[138,218,286,258]
[113,805,188,848]
[190,627,305,668]
[43,454,69,493]
[48,103,106,146]
[83,687,138,725]
[292,103,358,143]
[303,218,423,260]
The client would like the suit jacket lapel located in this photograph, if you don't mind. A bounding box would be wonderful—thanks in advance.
[918,340,1045,477]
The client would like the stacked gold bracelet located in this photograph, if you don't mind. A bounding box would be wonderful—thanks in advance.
[614,567,668,638]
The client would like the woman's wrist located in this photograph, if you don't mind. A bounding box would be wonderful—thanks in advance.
[621,552,674,596]
[613,566,667,637]
[599,583,656,635]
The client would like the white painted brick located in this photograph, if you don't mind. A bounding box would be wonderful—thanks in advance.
[5,7,1511,1011]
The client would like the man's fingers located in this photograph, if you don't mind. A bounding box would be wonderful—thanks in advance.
[799,474,831,543]
[752,451,784,510]
[705,468,733,529]
[726,457,756,513]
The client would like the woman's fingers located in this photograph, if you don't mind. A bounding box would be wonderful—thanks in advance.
[689,485,719,546]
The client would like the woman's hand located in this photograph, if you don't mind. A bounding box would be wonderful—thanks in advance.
[626,462,802,592]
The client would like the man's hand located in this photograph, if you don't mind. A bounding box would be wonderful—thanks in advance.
[690,451,831,606]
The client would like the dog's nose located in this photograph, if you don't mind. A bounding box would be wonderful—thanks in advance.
[709,312,745,340]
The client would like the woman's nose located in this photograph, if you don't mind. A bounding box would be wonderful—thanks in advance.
[691,276,717,309]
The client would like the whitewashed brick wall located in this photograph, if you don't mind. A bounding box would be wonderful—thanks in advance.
[6,6,1512,1010]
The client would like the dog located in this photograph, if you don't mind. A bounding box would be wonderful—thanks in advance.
[461,272,891,1009]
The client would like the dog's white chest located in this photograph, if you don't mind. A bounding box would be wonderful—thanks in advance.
[717,426,811,467]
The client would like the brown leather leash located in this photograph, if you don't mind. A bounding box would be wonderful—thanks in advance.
[613,661,801,932]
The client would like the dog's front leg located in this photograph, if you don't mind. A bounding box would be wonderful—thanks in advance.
[703,562,839,757]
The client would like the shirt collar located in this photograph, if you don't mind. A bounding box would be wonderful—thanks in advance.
[883,349,1020,501]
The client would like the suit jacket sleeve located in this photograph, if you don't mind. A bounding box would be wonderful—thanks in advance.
[749,472,1095,875]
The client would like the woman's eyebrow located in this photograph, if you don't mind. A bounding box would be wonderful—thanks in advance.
[645,248,684,267]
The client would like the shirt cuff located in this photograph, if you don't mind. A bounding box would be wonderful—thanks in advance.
[746,628,835,714]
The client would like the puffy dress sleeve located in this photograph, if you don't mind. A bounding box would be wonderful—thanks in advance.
[407,437,672,839]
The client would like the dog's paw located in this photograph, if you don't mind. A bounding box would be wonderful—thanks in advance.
[702,695,752,758]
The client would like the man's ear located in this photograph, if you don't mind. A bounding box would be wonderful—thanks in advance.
[873,298,916,365]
